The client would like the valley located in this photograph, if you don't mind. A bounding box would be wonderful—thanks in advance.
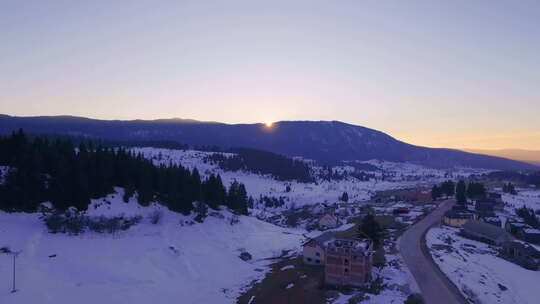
[1,140,539,304]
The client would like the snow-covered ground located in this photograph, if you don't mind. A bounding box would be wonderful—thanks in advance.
[503,190,540,212]
[361,160,493,180]
[0,188,304,304]
[130,147,466,211]
[1,147,495,304]
[427,226,540,304]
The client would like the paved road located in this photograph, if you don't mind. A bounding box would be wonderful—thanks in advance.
[399,200,468,304]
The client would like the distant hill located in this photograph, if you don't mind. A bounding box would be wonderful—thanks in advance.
[462,148,540,166]
[0,114,536,171]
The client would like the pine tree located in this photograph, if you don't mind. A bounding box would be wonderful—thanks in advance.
[0,131,251,216]
[455,180,467,203]
[441,180,455,197]
[431,185,441,200]
[358,214,383,248]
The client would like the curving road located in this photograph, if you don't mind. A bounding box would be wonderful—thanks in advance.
[399,200,468,304]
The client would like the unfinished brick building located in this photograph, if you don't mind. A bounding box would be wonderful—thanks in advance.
[325,239,373,287]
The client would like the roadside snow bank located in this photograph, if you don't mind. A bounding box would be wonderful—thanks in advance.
[427,227,540,304]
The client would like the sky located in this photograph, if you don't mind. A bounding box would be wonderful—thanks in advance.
[0,0,539,150]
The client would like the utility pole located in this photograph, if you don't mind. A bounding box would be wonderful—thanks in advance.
[11,251,21,293]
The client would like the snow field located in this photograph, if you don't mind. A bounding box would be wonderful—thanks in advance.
[0,189,304,304]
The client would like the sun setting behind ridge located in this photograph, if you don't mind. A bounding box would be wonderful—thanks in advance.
[1,2,539,304]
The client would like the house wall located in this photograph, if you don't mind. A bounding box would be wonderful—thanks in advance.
[325,251,372,287]
[303,243,325,265]
[443,217,469,228]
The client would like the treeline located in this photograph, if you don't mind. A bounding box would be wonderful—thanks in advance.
[431,180,486,202]
[256,195,287,208]
[206,148,314,183]
[488,171,540,187]
[317,166,375,182]
[0,130,249,215]
[502,183,517,195]
[431,180,455,199]
[24,135,191,151]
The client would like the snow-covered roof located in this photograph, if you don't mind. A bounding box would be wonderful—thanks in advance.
[328,238,372,253]
[304,231,335,248]
[444,210,474,219]
[510,223,529,227]
[463,220,512,241]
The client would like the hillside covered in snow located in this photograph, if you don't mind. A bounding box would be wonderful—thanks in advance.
[131,146,486,213]
[0,190,304,304]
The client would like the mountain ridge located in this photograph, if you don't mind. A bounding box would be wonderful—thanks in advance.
[0,114,536,171]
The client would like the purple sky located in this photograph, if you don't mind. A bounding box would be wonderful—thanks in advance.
[1,1,539,149]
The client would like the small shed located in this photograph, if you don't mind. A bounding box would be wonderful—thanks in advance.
[519,228,540,245]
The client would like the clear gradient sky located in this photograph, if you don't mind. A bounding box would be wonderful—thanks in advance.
[1,1,539,150]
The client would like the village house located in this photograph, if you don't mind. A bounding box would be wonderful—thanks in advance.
[518,228,540,245]
[302,232,335,265]
[310,203,326,215]
[397,191,432,202]
[501,241,540,270]
[318,213,339,230]
[443,210,475,228]
[505,220,530,235]
[325,239,373,287]
[462,220,513,246]
[392,207,410,215]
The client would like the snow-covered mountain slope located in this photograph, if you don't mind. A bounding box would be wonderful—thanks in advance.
[1,115,536,170]
[131,147,450,210]
[0,189,304,304]
[361,160,494,179]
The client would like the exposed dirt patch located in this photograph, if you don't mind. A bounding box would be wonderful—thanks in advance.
[237,255,330,304]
